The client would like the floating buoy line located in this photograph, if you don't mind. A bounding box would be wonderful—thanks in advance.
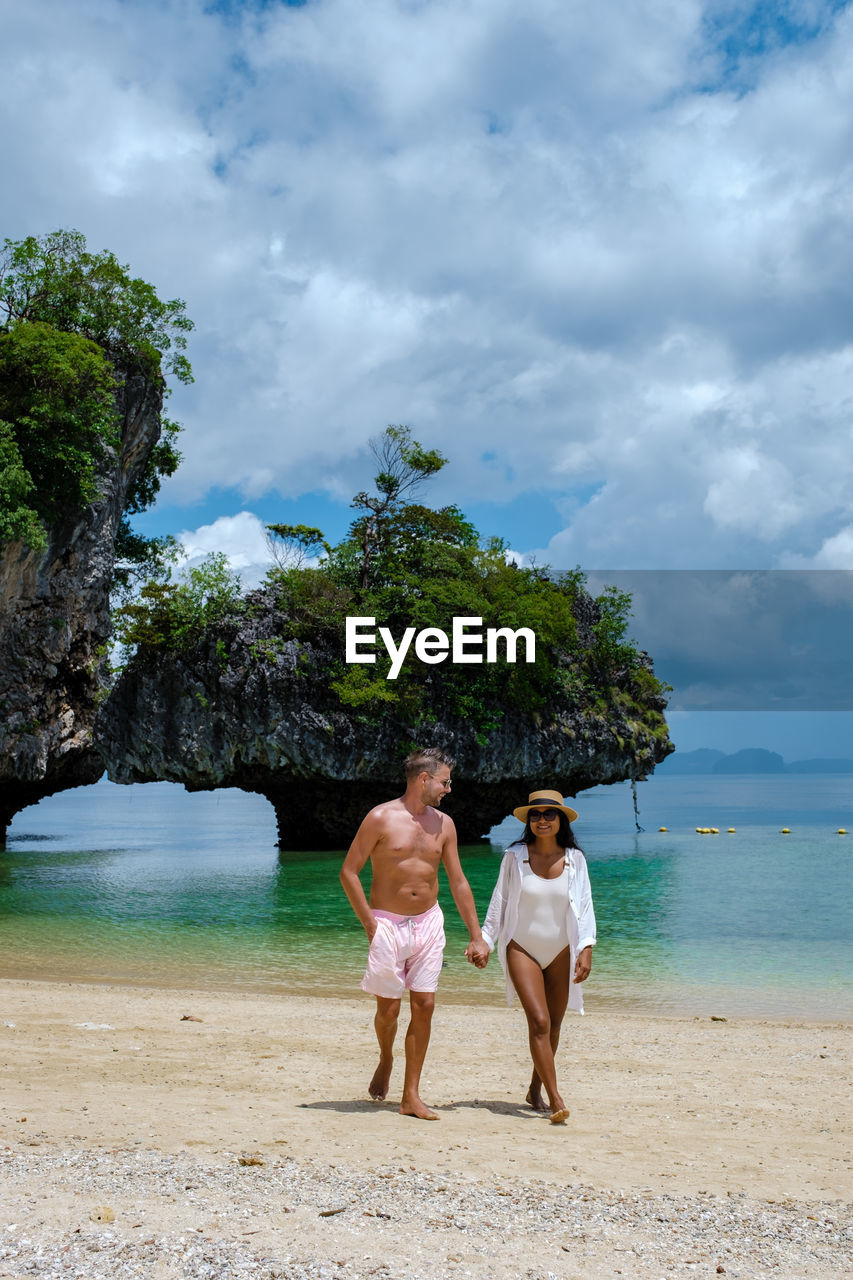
[648,826,850,835]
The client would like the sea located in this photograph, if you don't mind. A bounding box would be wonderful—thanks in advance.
[2,772,851,1020]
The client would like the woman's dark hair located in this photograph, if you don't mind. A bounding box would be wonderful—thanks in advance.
[522,811,581,851]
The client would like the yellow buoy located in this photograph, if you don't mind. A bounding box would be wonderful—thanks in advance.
[727,827,736,833]
[781,828,791,834]
[838,829,847,835]
[659,826,668,832]
[710,827,719,834]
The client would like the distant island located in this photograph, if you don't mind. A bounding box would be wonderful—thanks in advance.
[658,748,853,775]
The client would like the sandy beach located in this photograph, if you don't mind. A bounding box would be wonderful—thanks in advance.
[0,979,850,1279]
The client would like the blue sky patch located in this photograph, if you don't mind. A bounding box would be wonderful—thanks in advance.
[701,0,849,90]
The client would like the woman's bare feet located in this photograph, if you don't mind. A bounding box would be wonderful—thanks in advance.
[548,1091,570,1123]
[525,1085,550,1113]
[368,1058,392,1101]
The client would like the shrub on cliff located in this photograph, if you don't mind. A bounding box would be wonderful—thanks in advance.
[0,322,120,539]
[113,554,243,654]
[0,229,191,576]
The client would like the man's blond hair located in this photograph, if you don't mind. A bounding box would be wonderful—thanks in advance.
[404,746,455,781]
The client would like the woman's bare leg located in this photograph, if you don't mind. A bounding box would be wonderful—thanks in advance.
[526,945,572,1111]
[506,941,569,1118]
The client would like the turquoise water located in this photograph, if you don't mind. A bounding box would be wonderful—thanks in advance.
[2,774,851,1019]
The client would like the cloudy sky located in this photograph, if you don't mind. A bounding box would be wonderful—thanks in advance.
[3,0,853,755]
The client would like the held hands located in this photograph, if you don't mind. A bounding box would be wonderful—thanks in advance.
[465,937,490,969]
[573,945,592,984]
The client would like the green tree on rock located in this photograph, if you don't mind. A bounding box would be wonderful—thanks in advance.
[0,229,192,575]
[350,425,447,588]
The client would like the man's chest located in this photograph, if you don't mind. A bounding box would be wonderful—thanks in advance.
[382,823,444,865]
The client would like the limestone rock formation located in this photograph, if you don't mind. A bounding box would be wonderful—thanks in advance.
[0,373,164,844]
[97,588,673,848]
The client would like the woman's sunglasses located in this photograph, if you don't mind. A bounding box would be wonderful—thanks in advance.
[528,808,561,821]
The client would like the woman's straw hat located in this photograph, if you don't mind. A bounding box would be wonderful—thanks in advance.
[512,789,579,823]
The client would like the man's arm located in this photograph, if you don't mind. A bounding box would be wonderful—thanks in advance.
[340,815,380,940]
[440,816,489,968]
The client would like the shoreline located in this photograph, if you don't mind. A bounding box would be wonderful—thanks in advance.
[1,978,851,1278]
[0,966,850,1024]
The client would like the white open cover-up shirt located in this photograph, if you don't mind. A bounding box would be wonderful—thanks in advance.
[481,841,597,1013]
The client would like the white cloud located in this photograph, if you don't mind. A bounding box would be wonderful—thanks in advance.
[703,446,802,539]
[783,526,853,570]
[176,512,273,588]
[3,0,853,569]
[815,528,853,569]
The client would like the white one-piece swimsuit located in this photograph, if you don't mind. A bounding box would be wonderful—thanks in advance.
[511,859,572,968]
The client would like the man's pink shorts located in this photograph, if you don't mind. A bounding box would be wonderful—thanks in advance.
[361,902,446,998]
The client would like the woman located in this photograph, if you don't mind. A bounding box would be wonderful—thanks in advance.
[481,789,596,1124]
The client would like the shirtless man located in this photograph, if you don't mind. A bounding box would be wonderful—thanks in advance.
[340,747,489,1120]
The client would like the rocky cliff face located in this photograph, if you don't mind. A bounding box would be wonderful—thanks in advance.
[96,590,673,848]
[0,372,163,843]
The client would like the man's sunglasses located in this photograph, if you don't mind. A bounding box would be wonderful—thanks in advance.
[528,808,561,821]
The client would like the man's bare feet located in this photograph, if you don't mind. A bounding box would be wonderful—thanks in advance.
[399,1095,438,1120]
[525,1086,550,1113]
[368,1059,392,1101]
